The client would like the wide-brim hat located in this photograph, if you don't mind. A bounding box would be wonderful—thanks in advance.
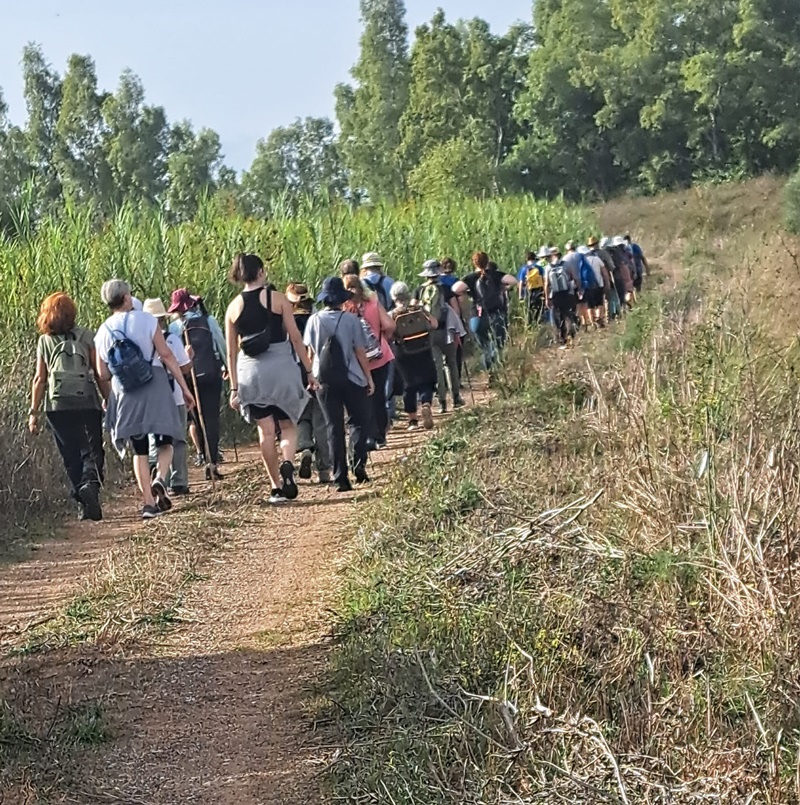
[317,276,353,306]
[587,236,599,247]
[285,282,310,304]
[611,236,626,248]
[550,246,562,257]
[537,246,550,259]
[419,259,441,278]
[599,237,611,249]
[168,287,200,314]
[361,251,384,269]
[143,298,169,318]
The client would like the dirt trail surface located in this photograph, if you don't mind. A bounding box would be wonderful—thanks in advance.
[0,391,488,805]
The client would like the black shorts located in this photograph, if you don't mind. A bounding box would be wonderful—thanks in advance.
[586,288,604,309]
[129,434,173,456]
[248,404,290,423]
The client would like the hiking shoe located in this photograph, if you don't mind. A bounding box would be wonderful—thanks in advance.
[354,463,370,485]
[336,479,353,493]
[421,404,434,430]
[77,483,103,522]
[170,486,190,496]
[318,470,332,484]
[268,488,287,505]
[280,460,298,500]
[439,402,448,414]
[298,449,313,480]
[365,438,378,452]
[376,439,388,450]
[453,398,466,409]
[194,453,206,467]
[205,466,224,481]
[407,419,419,431]
[151,478,172,512]
[142,504,162,520]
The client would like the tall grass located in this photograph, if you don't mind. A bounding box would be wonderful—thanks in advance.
[0,193,593,529]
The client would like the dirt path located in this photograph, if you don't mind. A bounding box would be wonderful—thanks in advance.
[0,393,488,804]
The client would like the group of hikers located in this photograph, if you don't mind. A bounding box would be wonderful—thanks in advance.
[27,234,648,521]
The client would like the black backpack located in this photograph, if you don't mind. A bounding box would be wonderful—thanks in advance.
[318,314,349,388]
[476,274,504,314]
[184,314,222,380]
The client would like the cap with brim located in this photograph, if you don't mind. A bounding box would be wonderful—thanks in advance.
[143,298,169,318]
[317,276,353,306]
[611,236,626,248]
[361,252,384,270]
[168,288,200,314]
[599,237,610,249]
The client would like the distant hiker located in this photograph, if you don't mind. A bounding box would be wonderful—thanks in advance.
[414,259,464,413]
[455,252,517,369]
[360,252,395,311]
[625,234,649,292]
[578,245,607,327]
[94,279,196,521]
[28,292,107,521]
[390,281,438,431]
[544,247,578,347]
[439,257,459,290]
[304,276,375,493]
[168,288,227,481]
[286,282,332,485]
[339,259,360,278]
[609,237,635,307]
[518,250,546,324]
[343,272,396,449]
[225,254,313,505]
[144,298,193,495]
[593,237,622,319]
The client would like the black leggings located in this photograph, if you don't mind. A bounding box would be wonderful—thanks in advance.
[369,363,391,441]
[130,434,173,456]
[46,409,105,498]
[190,375,223,462]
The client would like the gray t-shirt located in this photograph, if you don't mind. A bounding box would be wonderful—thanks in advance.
[303,308,368,387]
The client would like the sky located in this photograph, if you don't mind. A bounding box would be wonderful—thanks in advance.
[0,0,531,172]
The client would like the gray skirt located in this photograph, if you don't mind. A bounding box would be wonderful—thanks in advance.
[237,339,308,425]
[105,366,183,455]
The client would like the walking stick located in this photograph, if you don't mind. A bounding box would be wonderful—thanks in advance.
[461,350,477,407]
[182,329,217,491]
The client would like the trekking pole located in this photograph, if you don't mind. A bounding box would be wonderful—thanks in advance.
[182,330,216,491]
[460,346,477,407]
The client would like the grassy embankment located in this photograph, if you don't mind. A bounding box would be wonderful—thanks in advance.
[326,176,800,803]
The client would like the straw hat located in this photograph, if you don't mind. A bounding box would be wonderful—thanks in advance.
[361,252,384,269]
[587,236,599,248]
[143,298,169,318]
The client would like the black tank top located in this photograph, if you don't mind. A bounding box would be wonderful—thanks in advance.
[236,287,286,343]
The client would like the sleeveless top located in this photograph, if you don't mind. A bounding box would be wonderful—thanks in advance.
[236,287,286,343]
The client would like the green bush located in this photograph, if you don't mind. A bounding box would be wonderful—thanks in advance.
[784,167,800,234]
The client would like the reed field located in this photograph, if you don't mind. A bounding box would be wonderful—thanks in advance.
[0,194,593,529]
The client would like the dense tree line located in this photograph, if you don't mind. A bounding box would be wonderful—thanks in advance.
[2,0,799,224]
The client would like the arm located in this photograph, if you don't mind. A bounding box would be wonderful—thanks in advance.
[225,306,239,409]
[502,274,518,289]
[354,346,375,396]
[89,347,111,401]
[544,276,551,307]
[153,328,195,410]
[29,353,48,433]
[377,304,396,339]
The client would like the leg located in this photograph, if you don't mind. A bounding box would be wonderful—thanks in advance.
[385,361,396,424]
[169,405,190,491]
[442,340,462,404]
[343,382,371,480]
[297,400,314,453]
[45,411,88,501]
[129,436,157,509]
[277,419,298,463]
[311,399,332,472]
[198,377,223,466]
[370,363,390,442]
[317,386,348,486]
[254,415,282,490]
[431,335,447,407]
[83,409,105,485]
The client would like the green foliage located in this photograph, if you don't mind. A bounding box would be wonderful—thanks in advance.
[407,137,494,199]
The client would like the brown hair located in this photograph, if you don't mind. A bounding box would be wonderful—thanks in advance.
[229,253,265,284]
[472,251,489,270]
[441,257,457,274]
[339,258,360,277]
[343,274,366,314]
[37,292,77,336]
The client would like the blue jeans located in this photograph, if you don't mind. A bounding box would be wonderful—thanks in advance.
[476,311,507,370]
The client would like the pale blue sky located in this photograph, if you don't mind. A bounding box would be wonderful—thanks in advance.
[0,0,531,171]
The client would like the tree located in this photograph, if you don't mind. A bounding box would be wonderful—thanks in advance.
[0,89,32,229]
[21,44,63,211]
[335,0,410,201]
[55,54,109,206]
[101,69,168,207]
[241,117,345,215]
[407,137,494,200]
[165,121,224,221]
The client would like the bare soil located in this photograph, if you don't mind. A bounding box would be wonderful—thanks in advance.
[0,394,488,805]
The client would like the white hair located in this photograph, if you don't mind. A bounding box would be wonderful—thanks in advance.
[101,279,131,310]
[390,281,410,302]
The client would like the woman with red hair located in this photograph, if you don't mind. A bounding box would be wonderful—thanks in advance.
[28,292,108,521]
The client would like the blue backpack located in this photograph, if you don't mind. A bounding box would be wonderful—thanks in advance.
[579,254,599,290]
[104,312,154,392]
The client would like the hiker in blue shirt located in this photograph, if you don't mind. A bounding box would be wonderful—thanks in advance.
[438,257,459,290]
[360,252,395,311]
[624,234,649,292]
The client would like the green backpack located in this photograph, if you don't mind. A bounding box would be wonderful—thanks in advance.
[48,333,93,403]
[419,282,447,328]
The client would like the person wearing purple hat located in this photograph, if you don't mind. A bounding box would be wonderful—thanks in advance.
[168,288,228,480]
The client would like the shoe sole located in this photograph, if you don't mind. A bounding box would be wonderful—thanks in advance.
[142,509,163,520]
[151,480,173,512]
[298,453,313,480]
[280,463,299,500]
[77,484,103,522]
